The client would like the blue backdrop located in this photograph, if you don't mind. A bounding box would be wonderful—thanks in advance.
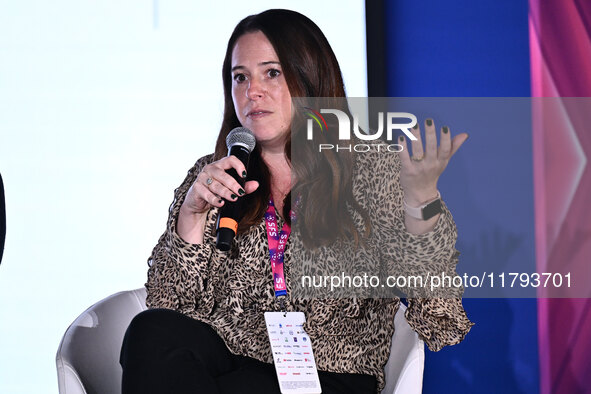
[384,0,539,392]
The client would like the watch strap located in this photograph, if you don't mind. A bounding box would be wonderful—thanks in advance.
[403,191,442,220]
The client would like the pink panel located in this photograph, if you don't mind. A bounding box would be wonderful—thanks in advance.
[530,0,591,393]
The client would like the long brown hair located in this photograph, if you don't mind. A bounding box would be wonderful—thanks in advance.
[214,9,369,247]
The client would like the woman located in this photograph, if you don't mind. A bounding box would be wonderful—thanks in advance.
[120,9,473,394]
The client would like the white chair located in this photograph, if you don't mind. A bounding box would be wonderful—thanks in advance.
[56,289,424,394]
[56,289,147,394]
[381,302,425,394]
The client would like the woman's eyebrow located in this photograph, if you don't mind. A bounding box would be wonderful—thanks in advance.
[231,61,281,72]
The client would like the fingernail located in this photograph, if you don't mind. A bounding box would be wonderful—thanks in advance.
[218,199,223,204]
[242,171,247,178]
[231,193,237,199]
[426,119,433,126]
[443,126,449,134]
[399,136,404,142]
[412,124,418,130]
[238,188,245,196]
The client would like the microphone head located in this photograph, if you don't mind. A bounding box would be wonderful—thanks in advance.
[226,127,256,152]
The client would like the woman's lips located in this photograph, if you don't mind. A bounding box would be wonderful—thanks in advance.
[247,110,271,119]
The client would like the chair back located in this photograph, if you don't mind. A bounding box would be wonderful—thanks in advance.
[56,289,423,393]
[381,302,425,394]
[56,288,147,394]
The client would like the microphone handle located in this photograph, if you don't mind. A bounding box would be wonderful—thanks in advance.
[215,145,251,251]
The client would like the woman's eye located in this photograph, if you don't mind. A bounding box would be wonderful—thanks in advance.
[267,69,281,78]
[233,74,247,83]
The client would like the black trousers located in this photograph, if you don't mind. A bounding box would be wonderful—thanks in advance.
[120,309,377,394]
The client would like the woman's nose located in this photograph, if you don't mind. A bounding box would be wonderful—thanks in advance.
[246,77,264,100]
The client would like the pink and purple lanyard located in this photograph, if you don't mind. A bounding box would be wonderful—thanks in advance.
[264,198,295,302]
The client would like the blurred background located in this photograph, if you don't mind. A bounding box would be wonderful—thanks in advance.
[0,1,366,392]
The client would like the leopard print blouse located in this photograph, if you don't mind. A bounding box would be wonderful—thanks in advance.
[145,149,473,392]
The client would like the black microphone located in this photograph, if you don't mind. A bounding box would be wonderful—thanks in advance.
[216,127,256,251]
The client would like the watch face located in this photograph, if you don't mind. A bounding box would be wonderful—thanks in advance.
[422,199,442,220]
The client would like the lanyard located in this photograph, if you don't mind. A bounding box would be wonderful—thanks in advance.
[264,198,295,302]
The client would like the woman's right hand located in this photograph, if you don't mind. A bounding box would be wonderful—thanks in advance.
[177,156,259,244]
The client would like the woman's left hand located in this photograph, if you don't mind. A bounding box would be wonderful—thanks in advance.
[398,118,468,207]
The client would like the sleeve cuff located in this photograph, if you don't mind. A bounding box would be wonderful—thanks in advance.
[405,297,474,352]
[395,202,457,258]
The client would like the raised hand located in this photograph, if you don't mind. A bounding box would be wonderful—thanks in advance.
[398,118,468,207]
[397,118,468,234]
